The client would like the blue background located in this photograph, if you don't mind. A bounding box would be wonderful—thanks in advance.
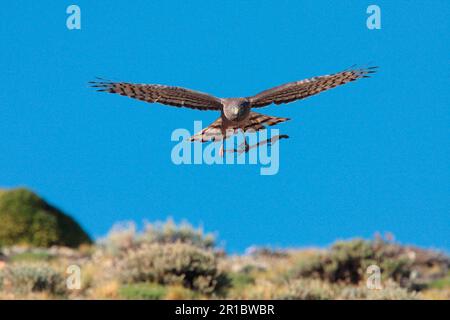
[1,1,448,252]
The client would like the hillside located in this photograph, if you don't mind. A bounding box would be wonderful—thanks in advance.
[0,219,448,300]
[0,190,448,300]
[0,188,91,247]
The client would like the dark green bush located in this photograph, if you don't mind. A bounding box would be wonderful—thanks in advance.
[0,188,91,247]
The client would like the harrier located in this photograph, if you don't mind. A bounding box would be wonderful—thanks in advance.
[90,66,377,155]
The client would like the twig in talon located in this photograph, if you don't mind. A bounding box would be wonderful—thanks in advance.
[247,134,290,151]
[223,134,290,155]
[223,147,240,154]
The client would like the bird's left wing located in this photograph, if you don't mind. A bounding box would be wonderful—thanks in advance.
[90,80,223,111]
[248,67,377,108]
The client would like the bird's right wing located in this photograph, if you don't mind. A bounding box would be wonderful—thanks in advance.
[90,80,223,111]
[248,67,378,108]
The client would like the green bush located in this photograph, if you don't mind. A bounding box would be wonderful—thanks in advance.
[0,263,66,296]
[230,272,255,289]
[10,251,53,263]
[118,283,167,300]
[115,242,230,295]
[427,272,450,290]
[0,188,91,248]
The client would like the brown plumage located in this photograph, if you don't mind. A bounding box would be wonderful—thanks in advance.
[189,112,290,143]
[90,66,377,154]
[249,67,376,107]
[90,82,222,110]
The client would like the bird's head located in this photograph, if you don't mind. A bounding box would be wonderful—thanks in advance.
[223,98,250,121]
[234,100,250,120]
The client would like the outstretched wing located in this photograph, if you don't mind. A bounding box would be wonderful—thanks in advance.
[249,66,377,108]
[90,80,223,111]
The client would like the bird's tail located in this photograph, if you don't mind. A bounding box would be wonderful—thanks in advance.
[189,112,290,143]
[189,117,224,142]
[240,112,290,133]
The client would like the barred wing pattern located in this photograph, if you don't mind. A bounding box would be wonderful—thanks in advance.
[249,67,378,108]
[90,80,223,111]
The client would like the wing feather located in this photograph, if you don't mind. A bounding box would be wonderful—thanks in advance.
[249,66,377,108]
[90,80,223,111]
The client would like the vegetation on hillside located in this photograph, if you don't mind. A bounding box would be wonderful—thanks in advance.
[0,188,91,247]
[0,219,448,300]
[0,188,448,300]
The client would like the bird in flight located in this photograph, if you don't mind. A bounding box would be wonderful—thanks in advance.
[90,66,377,155]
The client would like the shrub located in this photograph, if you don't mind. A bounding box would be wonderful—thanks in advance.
[92,220,228,297]
[115,242,230,295]
[99,219,217,257]
[0,263,66,296]
[142,219,216,249]
[0,188,91,247]
[294,239,414,286]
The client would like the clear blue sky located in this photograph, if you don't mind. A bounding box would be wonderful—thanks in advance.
[1,1,448,252]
